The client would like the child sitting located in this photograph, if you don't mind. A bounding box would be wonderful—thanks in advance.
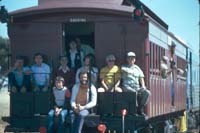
[47,76,70,133]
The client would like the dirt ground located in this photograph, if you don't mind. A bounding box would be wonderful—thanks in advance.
[0,90,10,133]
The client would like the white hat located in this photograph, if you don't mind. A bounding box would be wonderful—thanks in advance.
[162,56,169,62]
[127,52,136,57]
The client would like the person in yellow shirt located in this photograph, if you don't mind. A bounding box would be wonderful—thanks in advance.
[98,54,122,92]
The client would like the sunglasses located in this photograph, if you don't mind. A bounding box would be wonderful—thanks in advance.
[108,59,115,62]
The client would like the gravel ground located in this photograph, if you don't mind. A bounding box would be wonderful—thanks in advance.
[0,90,10,133]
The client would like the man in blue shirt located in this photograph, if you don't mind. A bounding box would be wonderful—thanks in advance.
[8,56,31,92]
[31,53,50,92]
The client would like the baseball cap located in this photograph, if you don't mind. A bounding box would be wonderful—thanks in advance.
[162,56,169,62]
[127,52,136,57]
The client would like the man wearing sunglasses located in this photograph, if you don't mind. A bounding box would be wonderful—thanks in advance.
[98,54,122,92]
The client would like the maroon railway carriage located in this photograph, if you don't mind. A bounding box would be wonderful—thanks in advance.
[7,0,188,132]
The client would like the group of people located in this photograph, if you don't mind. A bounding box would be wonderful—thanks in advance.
[7,47,151,133]
[7,53,50,93]
[49,51,151,133]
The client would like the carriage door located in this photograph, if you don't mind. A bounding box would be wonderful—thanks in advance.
[63,22,95,57]
[95,21,148,68]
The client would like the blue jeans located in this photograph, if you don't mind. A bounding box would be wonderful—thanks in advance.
[123,86,151,107]
[170,82,175,106]
[71,110,89,133]
[48,109,68,133]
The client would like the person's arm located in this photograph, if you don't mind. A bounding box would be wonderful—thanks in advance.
[139,77,146,89]
[138,66,146,89]
[70,84,78,109]
[45,64,51,87]
[4,61,20,76]
[69,70,75,89]
[4,67,14,76]
[101,79,109,91]
[80,51,84,66]
[41,64,50,92]
[114,67,121,88]
[114,80,121,88]
[99,68,109,91]
[91,68,98,84]
[75,69,80,83]
[64,88,71,110]
[50,88,57,109]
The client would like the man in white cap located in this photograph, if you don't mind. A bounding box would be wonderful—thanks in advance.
[121,52,151,116]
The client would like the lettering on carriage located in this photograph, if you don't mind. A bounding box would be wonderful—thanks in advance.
[69,18,87,22]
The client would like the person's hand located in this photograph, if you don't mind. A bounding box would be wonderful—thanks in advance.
[55,107,62,116]
[110,86,115,92]
[103,84,109,92]
[34,87,39,92]
[24,70,32,75]
[73,104,80,114]
[11,86,17,93]
[78,105,85,111]
[42,87,48,92]
[112,85,119,92]
[55,108,59,116]
[141,86,146,90]
[20,87,26,93]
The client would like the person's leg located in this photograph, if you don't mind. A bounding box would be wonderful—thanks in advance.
[58,109,68,133]
[139,89,151,106]
[170,82,175,106]
[72,110,89,133]
[47,109,55,133]
[122,86,137,93]
[123,86,138,106]
[70,111,75,133]
[137,88,151,116]
[72,114,79,133]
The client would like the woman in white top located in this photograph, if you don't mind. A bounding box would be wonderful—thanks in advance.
[75,54,98,86]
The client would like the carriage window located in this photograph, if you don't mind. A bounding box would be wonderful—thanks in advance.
[150,42,165,71]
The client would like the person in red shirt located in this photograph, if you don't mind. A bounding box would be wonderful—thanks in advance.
[55,56,75,91]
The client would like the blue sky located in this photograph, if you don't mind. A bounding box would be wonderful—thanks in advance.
[140,0,199,54]
[0,0,38,38]
[0,0,199,54]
